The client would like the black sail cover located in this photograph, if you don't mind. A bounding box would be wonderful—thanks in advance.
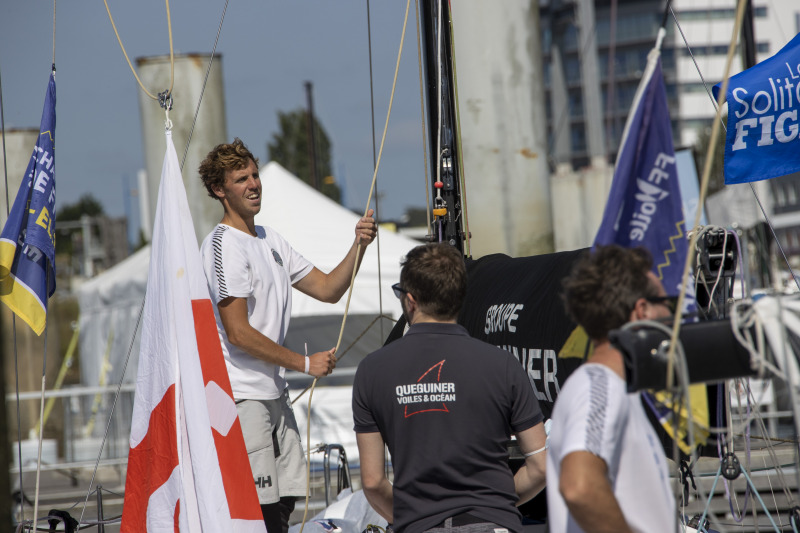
[385,248,589,419]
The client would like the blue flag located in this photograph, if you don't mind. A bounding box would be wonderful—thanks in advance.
[0,72,56,335]
[594,45,691,303]
[713,32,800,185]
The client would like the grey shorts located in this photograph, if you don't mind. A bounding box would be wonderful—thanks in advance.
[236,390,307,504]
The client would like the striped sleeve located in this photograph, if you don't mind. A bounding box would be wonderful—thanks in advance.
[204,226,252,303]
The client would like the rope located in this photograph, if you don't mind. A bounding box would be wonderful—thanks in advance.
[364,0,386,344]
[291,314,396,405]
[670,4,800,295]
[102,0,175,101]
[0,48,28,531]
[298,2,412,530]
[77,296,145,526]
[664,0,749,390]
[414,0,433,238]
[52,0,56,68]
[445,6,471,256]
[78,0,230,523]
[32,269,51,533]
[180,0,230,171]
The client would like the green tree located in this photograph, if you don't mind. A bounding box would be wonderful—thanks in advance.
[55,194,104,256]
[267,109,341,203]
[692,121,726,198]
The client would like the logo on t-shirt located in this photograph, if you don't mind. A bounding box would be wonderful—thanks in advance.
[395,360,456,418]
[271,249,284,267]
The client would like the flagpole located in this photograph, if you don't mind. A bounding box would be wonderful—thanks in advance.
[31,268,51,531]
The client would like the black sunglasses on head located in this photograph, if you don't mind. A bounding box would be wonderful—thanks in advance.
[645,295,679,314]
[392,283,408,299]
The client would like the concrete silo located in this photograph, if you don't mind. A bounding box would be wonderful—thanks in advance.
[136,53,227,245]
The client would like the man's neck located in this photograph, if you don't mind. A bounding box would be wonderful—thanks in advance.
[587,340,627,380]
[220,212,257,236]
[409,314,457,326]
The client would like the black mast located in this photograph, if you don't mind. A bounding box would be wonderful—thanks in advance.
[419,0,466,254]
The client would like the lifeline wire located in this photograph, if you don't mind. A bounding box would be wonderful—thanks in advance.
[0,56,28,529]
[445,7,471,256]
[670,4,800,295]
[414,0,433,239]
[664,0,748,391]
[364,0,386,343]
[30,3,61,528]
[103,0,174,101]
[180,0,230,171]
[298,3,412,532]
[77,0,229,526]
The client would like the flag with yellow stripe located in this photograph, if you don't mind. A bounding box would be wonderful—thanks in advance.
[0,72,56,335]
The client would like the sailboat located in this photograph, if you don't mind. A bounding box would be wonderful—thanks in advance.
[5,0,800,531]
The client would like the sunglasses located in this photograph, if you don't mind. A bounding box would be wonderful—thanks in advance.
[391,283,408,299]
[645,296,679,314]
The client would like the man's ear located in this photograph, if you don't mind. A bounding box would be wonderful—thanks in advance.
[212,183,225,199]
[630,298,648,322]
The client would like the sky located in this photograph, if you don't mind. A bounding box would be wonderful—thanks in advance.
[0,1,428,240]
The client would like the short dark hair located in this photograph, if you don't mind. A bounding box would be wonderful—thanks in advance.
[400,243,466,320]
[562,245,662,341]
[199,138,259,199]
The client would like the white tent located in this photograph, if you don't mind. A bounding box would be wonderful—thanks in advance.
[77,161,416,390]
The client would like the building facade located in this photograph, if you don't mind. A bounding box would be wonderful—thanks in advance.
[540,0,800,168]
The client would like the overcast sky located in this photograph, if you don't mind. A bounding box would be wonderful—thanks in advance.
[1,1,427,239]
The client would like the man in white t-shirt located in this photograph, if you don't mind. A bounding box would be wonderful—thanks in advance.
[547,245,676,533]
[198,138,377,533]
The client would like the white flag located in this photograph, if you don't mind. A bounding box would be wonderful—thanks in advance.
[121,130,265,532]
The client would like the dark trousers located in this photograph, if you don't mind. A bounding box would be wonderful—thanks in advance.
[261,496,296,533]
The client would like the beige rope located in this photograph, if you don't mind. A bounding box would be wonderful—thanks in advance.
[665,0,749,389]
[415,0,433,239]
[102,0,175,101]
[446,6,471,256]
[298,2,412,531]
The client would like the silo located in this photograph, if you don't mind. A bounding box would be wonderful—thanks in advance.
[136,53,227,245]
[449,2,553,257]
[0,129,39,229]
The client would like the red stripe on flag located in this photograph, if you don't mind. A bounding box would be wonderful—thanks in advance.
[192,299,263,521]
[121,385,179,532]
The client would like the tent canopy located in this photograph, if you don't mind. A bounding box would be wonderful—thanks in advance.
[77,161,417,389]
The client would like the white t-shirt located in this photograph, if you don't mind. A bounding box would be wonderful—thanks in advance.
[546,363,676,533]
[200,224,313,399]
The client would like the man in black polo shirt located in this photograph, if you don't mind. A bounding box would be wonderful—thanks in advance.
[353,243,548,533]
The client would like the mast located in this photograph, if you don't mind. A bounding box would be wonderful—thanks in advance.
[419,0,466,254]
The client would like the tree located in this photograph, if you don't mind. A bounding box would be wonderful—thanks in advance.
[55,194,104,256]
[267,109,341,203]
[692,121,727,198]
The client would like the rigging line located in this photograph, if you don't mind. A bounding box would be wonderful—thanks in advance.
[749,182,800,293]
[364,0,385,343]
[436,0,442,194]
[32,292,50,533]
[0,60,26,529]
[748,395,795,504]
[75,1,229,521]
[180,0,230,171]
[102,0,175,101]
[52,0,56,68]
[664,0,749,391]
[77,295,146,526]
[671,5,800,294]
[415,0,433,239]
[300,3,412,529]
[291,314,397,405]
[544,8,601,167]
[446,7,471,256]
